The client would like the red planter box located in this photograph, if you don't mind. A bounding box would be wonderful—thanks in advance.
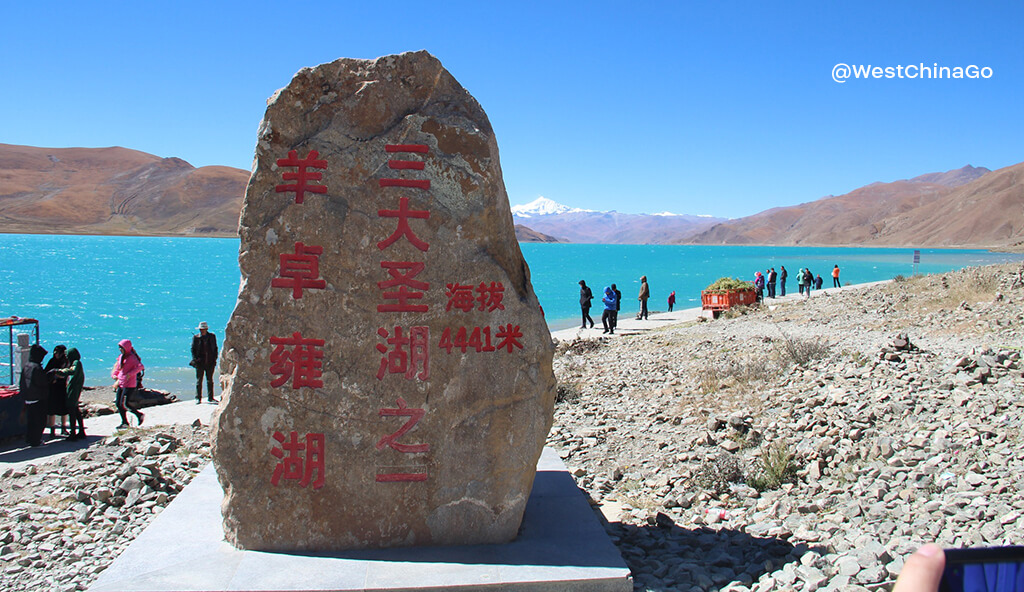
[701,288,757,312]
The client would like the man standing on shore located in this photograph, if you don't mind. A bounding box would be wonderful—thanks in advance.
[638,276,650,320]
[579,280,594,329]
[780,266,788,296]
[191,322,218,404]
[767,268,777,298]
[832,265,841,288]
[612,283,622,330]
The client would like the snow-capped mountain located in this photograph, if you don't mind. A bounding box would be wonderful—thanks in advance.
[509,196,591,217]
[510,197,726,244]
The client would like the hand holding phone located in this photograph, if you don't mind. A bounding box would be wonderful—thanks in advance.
[939,547,1024,592]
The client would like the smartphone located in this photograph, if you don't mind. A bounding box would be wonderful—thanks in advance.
[940,547,1024,592]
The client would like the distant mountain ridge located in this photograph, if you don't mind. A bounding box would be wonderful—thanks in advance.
[0,143,247,236]
[3,143,1020,249]
[512,196,725,244]
[682,164,1024,248]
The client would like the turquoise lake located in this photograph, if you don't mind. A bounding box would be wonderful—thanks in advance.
[1,234,1021,395]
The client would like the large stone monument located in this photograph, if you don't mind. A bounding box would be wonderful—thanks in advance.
[211,51,557,551]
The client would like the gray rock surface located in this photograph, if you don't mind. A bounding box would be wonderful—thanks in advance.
[212,51,555,551]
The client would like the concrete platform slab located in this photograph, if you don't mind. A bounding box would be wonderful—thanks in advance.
[88,447,633,592]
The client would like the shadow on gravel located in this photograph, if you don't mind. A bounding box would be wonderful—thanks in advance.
[606,519,820,591]
[0,434,99,466]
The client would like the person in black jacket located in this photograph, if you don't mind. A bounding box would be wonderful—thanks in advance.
[578,281,594,329]
[611,284,622,331]
[21,344,49,447]
[191,322,219,404]
[44,345,70,437]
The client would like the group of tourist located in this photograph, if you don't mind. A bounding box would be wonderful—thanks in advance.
[578,276,652,334]
[18,344,86,446]
[577,265,844,327]
[20,338,147,447]
[753,265,841,302]
[18,321,219,449]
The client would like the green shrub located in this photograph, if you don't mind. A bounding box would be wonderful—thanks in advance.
[705,277,756,292]
[746,441,799,491]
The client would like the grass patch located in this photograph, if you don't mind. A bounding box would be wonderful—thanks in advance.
[881,267,1005,317]
[775,332,831,368]
[695,352,770,394]
[746,441,799,491]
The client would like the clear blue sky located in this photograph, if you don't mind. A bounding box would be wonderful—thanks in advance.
[2,0,1021,218]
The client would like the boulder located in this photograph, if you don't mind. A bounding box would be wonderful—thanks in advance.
[212,51,556,551]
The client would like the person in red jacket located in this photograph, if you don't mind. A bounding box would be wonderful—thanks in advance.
[111,339,145,428]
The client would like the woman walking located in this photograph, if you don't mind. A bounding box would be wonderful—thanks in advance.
[111,339,145,428]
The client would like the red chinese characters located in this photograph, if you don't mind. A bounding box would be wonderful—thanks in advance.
[377,262,429,313]
[375,397,429,482]
[379,144,431,190]
[377,197,430,252]
[445,282,505,313]
[376,326,429,380]
[265,150,331,489]
[275,150,328,204]
[271,242,327,299]
[270,431,325,489]
[376,144,433,483]
[269,332,325,389]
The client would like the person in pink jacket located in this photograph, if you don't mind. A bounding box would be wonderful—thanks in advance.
[111,339,145,428]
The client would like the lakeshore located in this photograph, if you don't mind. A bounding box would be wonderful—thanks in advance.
[5,233,1022,396]
[2,262,1024,591]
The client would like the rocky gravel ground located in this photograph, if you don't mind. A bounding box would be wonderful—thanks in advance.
[0,423,210,592]
[2,262,1022,592]
[549,262,1024,591]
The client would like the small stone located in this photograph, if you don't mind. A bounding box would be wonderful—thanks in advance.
[838,556,862,577]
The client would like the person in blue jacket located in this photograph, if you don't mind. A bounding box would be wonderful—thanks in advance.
[601,286,618,335]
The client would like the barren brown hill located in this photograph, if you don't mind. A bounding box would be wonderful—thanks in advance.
[514,224,566,243]
[871,161,1024,248]
[0,144,248,236]
[682,164,1023,248]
